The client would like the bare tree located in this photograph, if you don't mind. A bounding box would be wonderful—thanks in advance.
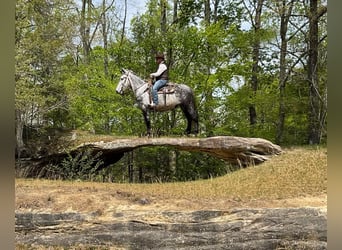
[100,0,115,76]
[243,0,265,126]
[80,0,92,63]
[275,0,295,144]
[120,0,127,45]
[161,0,167,34]
[307,0,327,144]
[101,0,109,76]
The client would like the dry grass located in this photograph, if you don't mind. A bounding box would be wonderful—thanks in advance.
[15,146,327,213]
[15,244,126,250]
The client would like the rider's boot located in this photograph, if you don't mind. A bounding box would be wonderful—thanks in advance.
[149,102,157,108]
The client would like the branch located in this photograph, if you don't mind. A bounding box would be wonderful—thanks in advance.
[89,0,116,48]
[315,5,327,20]
[287,19,309,42]
[287,49,308,73]
[242,0,255,29]
[319,34,327,45]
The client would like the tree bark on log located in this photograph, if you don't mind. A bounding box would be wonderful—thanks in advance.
[18,136,282,177]
[80,136,282,166]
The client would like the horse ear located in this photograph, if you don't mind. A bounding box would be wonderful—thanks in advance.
[121,68,127,74]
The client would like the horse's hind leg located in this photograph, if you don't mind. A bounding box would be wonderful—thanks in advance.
[180,104,198,135]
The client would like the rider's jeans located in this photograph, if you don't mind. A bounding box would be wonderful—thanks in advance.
[152,79,167,105]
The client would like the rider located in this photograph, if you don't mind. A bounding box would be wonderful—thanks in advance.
[149,52,168,107]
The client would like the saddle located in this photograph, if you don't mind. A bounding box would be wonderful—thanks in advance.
[147,80,176,106]
[157,82,175,94]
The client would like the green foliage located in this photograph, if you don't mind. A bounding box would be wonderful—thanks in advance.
[62,47,119,133]
[15,0,75,141]
[47,149,104,181]
[108,147,235,183]
[174,151,237,181]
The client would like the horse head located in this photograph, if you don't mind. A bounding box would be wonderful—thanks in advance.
[116,69,131,95]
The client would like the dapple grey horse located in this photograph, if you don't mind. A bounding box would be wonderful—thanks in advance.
[116,69,199,136]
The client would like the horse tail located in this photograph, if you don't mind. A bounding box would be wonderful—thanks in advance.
[188,87,199,122]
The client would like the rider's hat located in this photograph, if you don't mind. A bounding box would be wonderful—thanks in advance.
[155,52,165,60]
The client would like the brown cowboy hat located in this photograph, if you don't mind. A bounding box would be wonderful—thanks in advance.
[155,53,165,59]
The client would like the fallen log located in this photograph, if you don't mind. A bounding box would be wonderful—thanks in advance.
[80,136,282,167]
[18,136,282,177]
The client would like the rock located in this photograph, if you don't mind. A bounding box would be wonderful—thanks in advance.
[15,207,326,249]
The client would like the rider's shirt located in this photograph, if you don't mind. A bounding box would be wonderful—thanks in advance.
[151,61,168,81]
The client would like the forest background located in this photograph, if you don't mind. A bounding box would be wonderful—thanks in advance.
[15,0,327,183]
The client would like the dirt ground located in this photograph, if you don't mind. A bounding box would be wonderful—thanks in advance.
[15,179,327,223]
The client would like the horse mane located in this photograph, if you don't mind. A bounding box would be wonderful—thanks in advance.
[127,70,146,85]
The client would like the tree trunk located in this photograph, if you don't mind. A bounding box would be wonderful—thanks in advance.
[128,151,134,183]
[161,0,167,34]
[169,150,177,178]
[249,0,264,126]
[173,0,178,22]
[276,0,294,144]
[213,0,219,23]
[120,0,127,46]
[166,0,179,71]
[307,0,326,144]
[80,0,92,64]
[15,110,25,155]
[204,0,210,25]
[101,0,109,76]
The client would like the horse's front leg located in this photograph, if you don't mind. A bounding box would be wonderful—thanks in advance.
[142,109,151,137]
